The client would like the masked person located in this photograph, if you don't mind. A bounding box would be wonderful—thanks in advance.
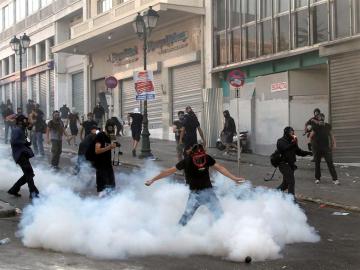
[94,121,117,196]
[3,104,14,144]
[310,113,339,185]
[277,127,312,197]
[46,111,68,170]
[128,108,143,157]
[145,144,246,226]
[304,108,321,156]
[8,115,39,199]
[221,110,236,155]
[80,112,98,140]
[93,103,105,128]
[173,111,185,161]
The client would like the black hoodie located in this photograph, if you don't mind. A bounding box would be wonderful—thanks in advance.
[277,136,310,169]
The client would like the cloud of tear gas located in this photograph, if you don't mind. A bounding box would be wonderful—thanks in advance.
[17,160,320,262]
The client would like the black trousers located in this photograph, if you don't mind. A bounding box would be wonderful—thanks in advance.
[51,140,62,167]
[9,155,39,194]
[96,167,115,192]
[315,149,338,181]
[277,163,295,195]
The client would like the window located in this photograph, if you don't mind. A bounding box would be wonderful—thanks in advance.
[276,0,289,14]
[242,25,256,59]
[0,9,3,31]
[4,58,9,76]
[278,15,289,51]
[39,41,46,62]
[28,0,39,15]
[48,37,54,59]
[41,0,52,8]
[260,20,273,55]
[242,0,256,24]
[97,0,112,14]
[312,3,328,44]
[356,0,360,34]
[334,0,350,39]
[230,0,240,27]
[10,55,15,73]
[295,9,309,47]
[4,3,14,29]
[215,33,227,65]
[16,0,26,22]
[216,0,226,30]
[260,0,272,19]
[295,0,308,8]
[230,29,241,62]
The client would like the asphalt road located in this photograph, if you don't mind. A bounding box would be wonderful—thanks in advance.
[1,161,359,270]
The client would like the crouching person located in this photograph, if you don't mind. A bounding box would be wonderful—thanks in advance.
[145,144,246,226]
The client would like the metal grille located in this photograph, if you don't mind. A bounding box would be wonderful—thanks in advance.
[146,73,162,129]
[49,70,55,115]
[4,84,10,102]
[39,72,47,113]
[31,75,37,102]
[121,78,140,119]
[72,72,84,115]
[329,53,360,162]
[171,63,203,122]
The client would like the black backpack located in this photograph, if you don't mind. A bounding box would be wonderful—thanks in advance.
[270,150,282,168]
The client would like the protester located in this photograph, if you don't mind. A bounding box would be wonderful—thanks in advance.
[1,101,7,120]
[109,116,124,136]
[3,103,15,144]
[29,106,46,157]
[221,110,236,155]
[80,112,98,140]
[94,121,117,196]
[304,108,321,154]
[145,144,245,226]
[59,104,70,121]
[7,115,39,199]
[93,103,105,128]
[26,99,35,116]
[128,108,143,157]
[173,111,185,161]
[66,109,80,146]
[276,127,312,197]
[310,113,339,185]
[179,106,206,156]
[46,111,68,170]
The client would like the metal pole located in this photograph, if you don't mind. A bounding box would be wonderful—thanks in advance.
[139,26,153,158]
[236,88,241,176]
[19,48,23,111]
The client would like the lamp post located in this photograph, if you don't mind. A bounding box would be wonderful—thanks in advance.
[10,33,31,111]
[132,6,159,159]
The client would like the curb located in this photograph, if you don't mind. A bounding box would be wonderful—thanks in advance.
[0,200,16,218]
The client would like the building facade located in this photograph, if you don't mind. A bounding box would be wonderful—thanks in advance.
[210,0,360,162]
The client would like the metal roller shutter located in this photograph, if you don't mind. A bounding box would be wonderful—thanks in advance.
[121,79,139,118]
[31,75,37,102]
[39,72,47,113]
[72,72,84,115]
[11,82,16,108]
[171,63,203,121]
[49,70,55,115]
[4,84,10,102]
[147,73,162,129]
[329,53,360,162]
[16,81,27,111]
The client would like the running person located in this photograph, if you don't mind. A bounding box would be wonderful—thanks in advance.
[128,108,143,157]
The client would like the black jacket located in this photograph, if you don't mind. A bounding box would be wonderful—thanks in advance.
[11,126,34,163]
[277,136,310,169]
[223,116,236,136]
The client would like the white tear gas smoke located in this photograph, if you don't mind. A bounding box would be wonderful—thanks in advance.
[14,158,320,262]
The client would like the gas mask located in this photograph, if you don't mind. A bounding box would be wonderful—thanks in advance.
[190,144,207,170]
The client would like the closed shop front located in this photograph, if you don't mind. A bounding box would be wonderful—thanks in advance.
[94,78,106,110]
[121,78,139,118]
[72,72,84,115]
[39,72,47,113]
[31,75,37,102]
[329,52,360,162]
[16,81,27,111]
[171,63,202,121]
[11,82,15,107]
[146,73,162,129]
[4,84,10,101]
[49,70,55,115]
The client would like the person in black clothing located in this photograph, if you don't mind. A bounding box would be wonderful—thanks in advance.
[80,112,98,140]
[30,106,46,156]
[310,113,339,185]
[179,106,206,156]
[66,110,80,146]
[26,99,35,116]
[128,108,143,157]
[93,103,105,128]
[59,104,70,121]
[145,144,245,226]
[7,115,39,199]
[277,127,312,196]
[304,108,321,152]
[221,110,236,154]
[94,121,117,196]
[3,104,14,144]
[173,111,185,161]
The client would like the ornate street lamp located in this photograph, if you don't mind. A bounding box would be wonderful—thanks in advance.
[10,33,31,111]
[132,6,159,159]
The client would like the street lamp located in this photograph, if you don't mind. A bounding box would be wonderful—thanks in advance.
[10,33,31,111]
[132,6,159,159]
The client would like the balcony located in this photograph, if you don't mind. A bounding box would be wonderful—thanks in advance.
[53,0,204,54]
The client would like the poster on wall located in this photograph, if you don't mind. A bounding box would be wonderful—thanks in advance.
[133,70,155,100]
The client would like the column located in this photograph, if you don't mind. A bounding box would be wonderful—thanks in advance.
[83,55,90,114]
[35,43,41,65]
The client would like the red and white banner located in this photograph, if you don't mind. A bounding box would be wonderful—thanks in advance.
[271,82,288,92]
[133,70,155,100]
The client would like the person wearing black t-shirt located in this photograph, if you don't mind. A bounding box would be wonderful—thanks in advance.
[80,113,98,140]
[310,113,339,185]
[94,122,117,196]
[173,111,185,161]
[145,144,245,226]
[128,108,143,157]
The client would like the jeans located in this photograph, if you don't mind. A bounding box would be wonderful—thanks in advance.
[32,132,44,155]
[8,154,39,195]
[4,121,13,143]
[51,140,62,167]
[314,149,338,181]
[278,163,295,195]
[74,154,86,175]
[178,188,223,226]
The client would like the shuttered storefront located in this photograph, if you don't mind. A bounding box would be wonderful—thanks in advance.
[16,81,27,111]
[49,70,55,115]
[4,84,10,101]
[146,73,162,129]
[31,75,37,103]
[171,63,202,121]
[72,72,84,115]
[39,72,47,113]
[121,79,139,118]
[11,82,16,108]
[329,53,360,162]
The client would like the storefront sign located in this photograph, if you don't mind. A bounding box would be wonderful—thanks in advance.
[133,70,155,100]
[271,82,288,92]
[228,69,246,88]
[107,46,139,66]
[148,32,189,54]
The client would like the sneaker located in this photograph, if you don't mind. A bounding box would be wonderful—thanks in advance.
[132,149,136,157]
[315,179,320,184]
[333,180,340,185]
[8,190,21,197]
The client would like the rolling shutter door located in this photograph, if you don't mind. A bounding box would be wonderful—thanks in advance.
[72,72,84,115]
[147,73,162,129]
[172,63,203,121]
[11,83,16,107]
[16,81,27,111]
[49,70,55,114]
[31,75,37,102]
[121,79,139,118]
[4,84,10,101]
[39,72,47,113]
[329,53,360,162]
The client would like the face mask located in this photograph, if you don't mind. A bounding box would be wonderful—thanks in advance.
[191,146,207,170]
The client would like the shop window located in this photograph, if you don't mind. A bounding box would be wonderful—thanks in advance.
[276,0,289,14]
[216,0,226,31]
[259,0,272,19]
[295,9,309,48]
[230,0,240,27]
[230,29,241,63]
[242,0,256,24]
[334,0,350,39]
[242,25,256,59]
[295,0,308,8]
[97,0,112,14]
[277,15,289,51]
[312,3,328,44]
[216,33,227,65]
[260,20,273,55]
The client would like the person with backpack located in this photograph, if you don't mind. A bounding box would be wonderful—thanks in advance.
[310,113,339,185]
[276,127,312,196]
